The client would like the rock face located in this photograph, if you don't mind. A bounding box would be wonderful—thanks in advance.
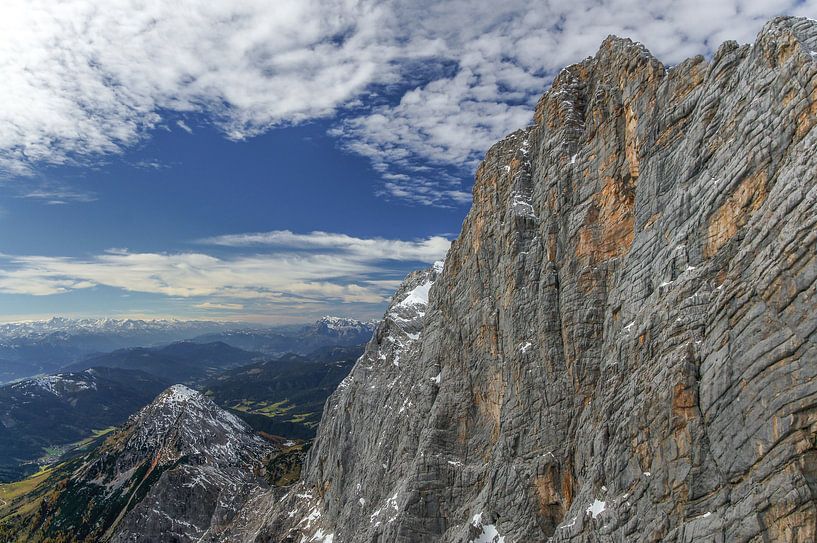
[108,385,272,542]
[229,16,817,543]
[1,385,273,542]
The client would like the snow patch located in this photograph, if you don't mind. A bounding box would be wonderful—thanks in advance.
[586,499,606,519]
[470,512,504,543]
[310,529,333,542]
[396,281,432,309]
[510,191,536,219]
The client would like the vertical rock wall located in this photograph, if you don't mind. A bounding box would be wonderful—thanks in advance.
[234,16,817,543]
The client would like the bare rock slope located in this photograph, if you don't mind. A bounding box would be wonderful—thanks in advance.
[235,16,817,543]
[0,385,272,543]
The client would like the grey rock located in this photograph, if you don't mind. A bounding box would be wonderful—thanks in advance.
[109,385,273,542]
[224,16,817,543]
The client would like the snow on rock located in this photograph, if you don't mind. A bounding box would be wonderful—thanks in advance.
[472,525,505,543]
[470,513,505,543]
[586,499,607,519]
[395,281,432,310]
[11,371,98,398]
[374,265,443,369]
[510,191,537,219]
[310,529,334,542]
[124,384,267,466]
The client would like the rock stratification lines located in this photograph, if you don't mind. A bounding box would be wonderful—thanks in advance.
[227,16,817,543]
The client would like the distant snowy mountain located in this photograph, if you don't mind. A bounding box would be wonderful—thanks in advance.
[0,318,243,383]
[313,315,378,336]
[0,316,238,341]
[192,316,377,356]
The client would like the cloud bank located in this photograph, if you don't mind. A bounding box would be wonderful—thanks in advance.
[1,0,814,203]
[0,231,450,317]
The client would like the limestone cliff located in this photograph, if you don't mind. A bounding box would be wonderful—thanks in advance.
[227,16,817,543]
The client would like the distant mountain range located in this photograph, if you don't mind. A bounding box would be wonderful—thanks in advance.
[0,317,237,340]
[0,318,240,383]
[0,316,377,383]
[0,338,364,482]
[191,315,377,357]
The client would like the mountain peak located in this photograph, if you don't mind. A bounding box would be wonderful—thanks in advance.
[312,315,378,337]
[3,384,274,542]
[159,383,200,403]
[124,383,259,464]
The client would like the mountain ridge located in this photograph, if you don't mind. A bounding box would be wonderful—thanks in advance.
[0,315,376,384]
[0,384,274,542]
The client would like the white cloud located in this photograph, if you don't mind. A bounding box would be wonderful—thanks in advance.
[0,230,451,310]
[176,119,193,134]
[1,1,814,203]
[0,0,394,174]
[194,302,244,310]
[201,230,451,262]
[18,184,98,204]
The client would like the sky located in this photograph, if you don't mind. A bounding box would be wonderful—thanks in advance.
[0,0,814,324]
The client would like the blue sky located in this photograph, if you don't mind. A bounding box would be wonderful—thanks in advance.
[0,0,813,323]
[0,116,463,322]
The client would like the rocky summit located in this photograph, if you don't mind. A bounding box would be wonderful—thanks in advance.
[215,16,817,543]
[0,385,273,542]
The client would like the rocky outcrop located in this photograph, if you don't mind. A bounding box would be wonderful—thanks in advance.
[229,16,817,543]
[0,385,273,543]
[108,385,272,542]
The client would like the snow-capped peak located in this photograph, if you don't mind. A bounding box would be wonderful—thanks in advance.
[0,317,237,340]
[163,383,199,402]
[316,316,376,331]
[124,384,266,465]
